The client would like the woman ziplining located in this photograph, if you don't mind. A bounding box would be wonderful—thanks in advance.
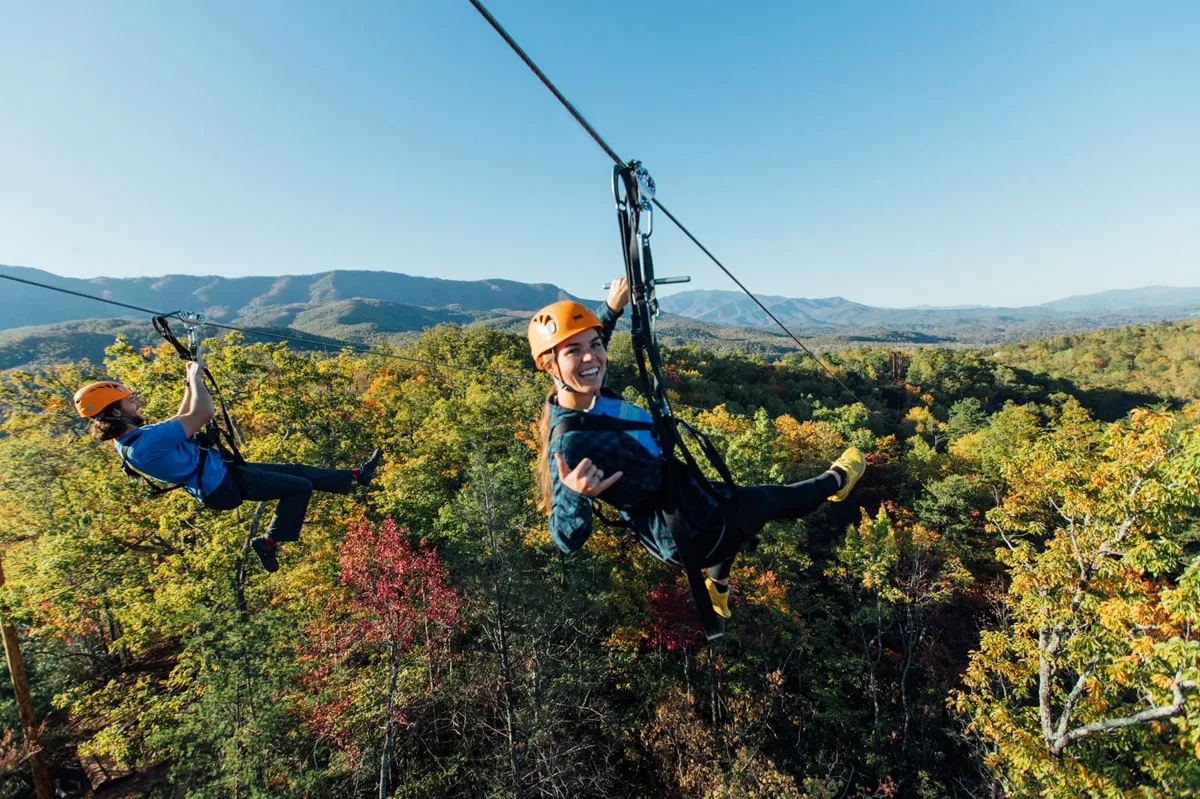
[73,346,382,573]
[529,276,865,633]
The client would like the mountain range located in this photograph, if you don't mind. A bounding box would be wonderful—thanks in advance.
[655,288,1200,330]
[2,263,1199,369]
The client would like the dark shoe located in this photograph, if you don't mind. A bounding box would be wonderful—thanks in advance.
[356,448,383,487]
[250,536,279,573]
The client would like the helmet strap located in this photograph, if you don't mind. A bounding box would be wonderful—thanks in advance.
[548,352,581,394]
[551,375,579,394]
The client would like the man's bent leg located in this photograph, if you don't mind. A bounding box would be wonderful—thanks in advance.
[250,462,354,496]
[236,464,314,543]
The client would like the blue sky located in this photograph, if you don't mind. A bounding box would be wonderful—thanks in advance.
[1,1,1196,308]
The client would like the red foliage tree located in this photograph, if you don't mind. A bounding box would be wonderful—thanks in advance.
[645,581,703,652]
[298,516,463,774]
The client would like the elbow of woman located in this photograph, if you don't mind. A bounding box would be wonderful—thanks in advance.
[550,523,590,554]
[552,533,581,555]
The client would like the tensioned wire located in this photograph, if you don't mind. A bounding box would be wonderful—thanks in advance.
[0,271,523,381]
[465,0,861,403]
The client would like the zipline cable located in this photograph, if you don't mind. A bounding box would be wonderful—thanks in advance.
[3,269,866,466]
[465,0,862,402]
[465,0,623,166]
[2,270,853,419]
[0,271,170,317]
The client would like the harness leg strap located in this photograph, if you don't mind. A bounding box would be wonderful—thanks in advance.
[660,458,725,641]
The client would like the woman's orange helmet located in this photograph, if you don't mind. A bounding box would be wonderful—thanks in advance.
[527,301,602,367]
[73,381,132,418]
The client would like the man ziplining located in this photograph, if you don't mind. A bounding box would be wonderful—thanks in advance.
[74,350,382,573]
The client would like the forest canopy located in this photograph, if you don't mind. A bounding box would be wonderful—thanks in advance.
[2,320,1198,798]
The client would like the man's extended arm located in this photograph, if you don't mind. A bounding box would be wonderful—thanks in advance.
[175,359,215,437]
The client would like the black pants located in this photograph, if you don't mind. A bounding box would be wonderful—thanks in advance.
[704,471,840,581]
[225,462,355,543]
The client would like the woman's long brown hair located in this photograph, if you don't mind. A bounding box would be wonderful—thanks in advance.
[534,351,558,514]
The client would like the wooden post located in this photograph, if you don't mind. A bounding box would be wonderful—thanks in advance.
[0,556,53,799]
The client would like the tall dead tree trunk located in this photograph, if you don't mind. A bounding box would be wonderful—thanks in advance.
[0,556,53,799]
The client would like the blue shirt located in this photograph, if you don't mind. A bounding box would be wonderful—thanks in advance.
[115,419,228,502]
[588,394,661,458]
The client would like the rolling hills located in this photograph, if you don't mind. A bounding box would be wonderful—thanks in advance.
[2,263,1198,369]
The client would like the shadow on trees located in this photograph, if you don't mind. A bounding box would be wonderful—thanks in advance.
[1006,366,1173,422]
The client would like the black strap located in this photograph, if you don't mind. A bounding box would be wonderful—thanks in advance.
[152,315,195,361]
[152,315,246,466]
[612,164,734,641]
[658,457,725,640]
[548,411,656,443]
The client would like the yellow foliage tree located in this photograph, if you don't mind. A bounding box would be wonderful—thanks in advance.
[953,403,1200,797]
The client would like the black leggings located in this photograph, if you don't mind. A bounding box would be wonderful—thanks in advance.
[704,471,840,581]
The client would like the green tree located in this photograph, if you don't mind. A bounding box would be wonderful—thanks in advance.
[953,404,1200,797]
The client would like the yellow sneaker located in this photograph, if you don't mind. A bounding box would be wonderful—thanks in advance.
[706,577,732,619]
[829,447,866,502]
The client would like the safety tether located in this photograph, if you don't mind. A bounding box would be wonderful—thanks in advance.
[152,313,246,468]
[612,163,744,641]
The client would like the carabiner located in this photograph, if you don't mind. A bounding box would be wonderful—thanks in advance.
[186,327,202,358]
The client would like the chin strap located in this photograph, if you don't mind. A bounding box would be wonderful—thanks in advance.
[549,351,585,394]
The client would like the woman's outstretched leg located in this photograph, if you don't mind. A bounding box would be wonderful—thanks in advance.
[732,472,842,536]
[703,448,866,618]
[732,447,866,534]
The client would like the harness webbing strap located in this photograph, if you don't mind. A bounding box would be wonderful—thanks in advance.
[548,412,655,443]
[612,163,740,641]
[152,315,246,466]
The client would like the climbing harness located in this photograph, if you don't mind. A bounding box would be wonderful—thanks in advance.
[550,163,747,641]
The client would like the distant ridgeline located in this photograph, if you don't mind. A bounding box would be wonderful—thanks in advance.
[2,263,1199,371]
[989,318,1200,403]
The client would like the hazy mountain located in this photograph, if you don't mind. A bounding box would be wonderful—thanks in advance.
[0,264,585,330]
[657,287,1200,330]
[2,263,1198,371]
[656,291,873,329]
[1039,286,1200,313]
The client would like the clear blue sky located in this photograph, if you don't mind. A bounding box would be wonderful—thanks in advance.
[1,1,1196,308]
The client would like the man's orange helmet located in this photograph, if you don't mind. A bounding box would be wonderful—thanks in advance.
[527,301,602,367]
[73,381,132,418]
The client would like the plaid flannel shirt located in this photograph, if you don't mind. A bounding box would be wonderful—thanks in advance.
[547,302,719,564]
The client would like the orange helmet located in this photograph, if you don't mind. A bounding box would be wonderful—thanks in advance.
[528,301,602,366]
[74,381,132,418]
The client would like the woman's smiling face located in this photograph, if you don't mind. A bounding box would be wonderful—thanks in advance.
[552,328,606,393]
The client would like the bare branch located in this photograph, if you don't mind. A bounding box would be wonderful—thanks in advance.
[1038,627,1055,744]
[1049,676,1196,755]
[1052,655,1100,742]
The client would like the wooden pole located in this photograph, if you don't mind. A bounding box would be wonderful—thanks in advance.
[0,556,53,799]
